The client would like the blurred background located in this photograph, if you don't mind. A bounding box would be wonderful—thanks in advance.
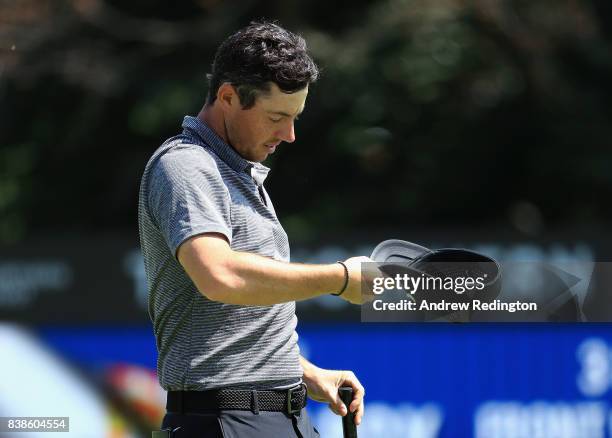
[1,0,612,436]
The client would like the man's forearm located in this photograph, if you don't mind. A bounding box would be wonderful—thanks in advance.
[217,251,344,305]
[300,355,319,381]
[182,245,345,306]
[178,234,350,306]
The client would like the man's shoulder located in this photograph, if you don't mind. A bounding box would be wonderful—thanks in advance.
[147,135,222,176]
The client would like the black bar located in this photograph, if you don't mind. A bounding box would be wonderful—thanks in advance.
[339,387,358,438]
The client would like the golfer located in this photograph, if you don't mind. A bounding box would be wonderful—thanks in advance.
[138,21,368,437]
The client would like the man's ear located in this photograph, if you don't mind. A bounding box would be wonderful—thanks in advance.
[216,83,236,109]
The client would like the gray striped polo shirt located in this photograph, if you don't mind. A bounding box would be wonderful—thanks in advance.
[138,115,302,391]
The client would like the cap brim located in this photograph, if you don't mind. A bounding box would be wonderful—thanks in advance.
[370,239,432,263]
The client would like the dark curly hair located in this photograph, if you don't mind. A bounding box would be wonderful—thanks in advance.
[206,21,319,109]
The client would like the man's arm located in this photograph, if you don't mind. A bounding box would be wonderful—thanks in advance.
[300,356,365,425]
[177,233,367,306]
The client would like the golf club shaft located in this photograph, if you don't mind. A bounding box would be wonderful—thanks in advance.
[339,386,358,438]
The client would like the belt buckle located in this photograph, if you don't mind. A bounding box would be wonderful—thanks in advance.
[286,384,305,415]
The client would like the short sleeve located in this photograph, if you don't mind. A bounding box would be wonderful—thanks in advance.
[146,147,232,258]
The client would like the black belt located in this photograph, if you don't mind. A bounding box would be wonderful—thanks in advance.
[166,383,307,415]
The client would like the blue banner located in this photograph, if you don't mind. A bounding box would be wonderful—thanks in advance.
[38,324,612,437]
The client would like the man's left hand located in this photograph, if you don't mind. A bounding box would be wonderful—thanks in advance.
[302,364,365,425]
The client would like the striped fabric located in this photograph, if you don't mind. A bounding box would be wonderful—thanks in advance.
[138,116,302,391]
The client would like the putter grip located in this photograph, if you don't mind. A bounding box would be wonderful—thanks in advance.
[339,386,358,438]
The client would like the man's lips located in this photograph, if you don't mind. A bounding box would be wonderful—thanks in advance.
[266,142,281,151]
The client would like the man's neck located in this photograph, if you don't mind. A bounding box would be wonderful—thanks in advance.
[198,103,229,145]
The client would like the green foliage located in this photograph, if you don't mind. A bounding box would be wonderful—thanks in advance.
[1,0,611,241]
[0,143,36,242]
[129,83,198,136]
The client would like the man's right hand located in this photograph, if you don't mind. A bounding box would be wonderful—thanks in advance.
[339,256,378,304]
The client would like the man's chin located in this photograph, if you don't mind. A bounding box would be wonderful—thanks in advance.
[260,145,277,161]
[249,153,269,163]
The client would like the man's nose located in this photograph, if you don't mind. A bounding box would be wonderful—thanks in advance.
[279,121,296,143]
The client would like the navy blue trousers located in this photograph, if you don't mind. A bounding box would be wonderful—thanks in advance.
[161,408,320,438]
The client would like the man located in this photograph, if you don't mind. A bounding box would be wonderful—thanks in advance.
[138,21,370,437]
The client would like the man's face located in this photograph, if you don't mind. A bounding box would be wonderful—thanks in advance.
[224,82,308,162]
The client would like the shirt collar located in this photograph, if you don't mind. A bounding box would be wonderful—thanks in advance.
[181,115,270,186]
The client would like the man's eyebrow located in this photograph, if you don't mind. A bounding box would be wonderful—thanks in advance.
[267,108,304,118]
